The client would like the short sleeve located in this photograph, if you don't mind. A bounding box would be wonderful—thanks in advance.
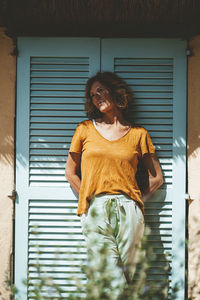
[139,129,155,157]
[69,124,83,153]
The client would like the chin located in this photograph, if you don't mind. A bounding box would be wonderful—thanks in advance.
[98,106,107,113]
[99,109,109,114]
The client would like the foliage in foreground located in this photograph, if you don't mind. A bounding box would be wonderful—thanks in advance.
[2,224,183,300]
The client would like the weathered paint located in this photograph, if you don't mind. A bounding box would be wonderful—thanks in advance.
[188,35,200,300]
[0,27,16,299]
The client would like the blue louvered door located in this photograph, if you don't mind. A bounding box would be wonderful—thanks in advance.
[15,38,100,299]
[101,39,186,299]
[15,38,186,299]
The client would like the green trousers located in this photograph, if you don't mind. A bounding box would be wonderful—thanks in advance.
[81,194,144,295]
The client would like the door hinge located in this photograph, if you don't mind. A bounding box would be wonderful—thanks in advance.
[185,193,193,203]
[10,45,19,57]
[8,189,17,201]
[186,48,193,56]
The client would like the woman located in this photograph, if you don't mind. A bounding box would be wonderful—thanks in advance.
[65,72,163,292]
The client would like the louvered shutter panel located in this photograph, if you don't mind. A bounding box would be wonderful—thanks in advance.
[101,39,186,299]
[15,38,100,299]
[16,38,186,300]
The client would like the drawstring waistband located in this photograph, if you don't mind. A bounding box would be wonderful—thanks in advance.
[105,197,123,223]
[91,194,143,215]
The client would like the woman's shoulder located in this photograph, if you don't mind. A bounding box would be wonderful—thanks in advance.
[72,120,92,140]
[75,120,92,134]
[77,119,92,128]
[131,125,149,135]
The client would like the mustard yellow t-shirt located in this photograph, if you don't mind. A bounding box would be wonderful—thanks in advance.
[69,120,155,215]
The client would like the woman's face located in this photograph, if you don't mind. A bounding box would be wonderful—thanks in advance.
[90,81,115,114]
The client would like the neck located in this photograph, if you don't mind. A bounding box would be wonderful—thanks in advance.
[101,109,125,125]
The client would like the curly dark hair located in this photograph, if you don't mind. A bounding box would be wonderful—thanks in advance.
[84,72,134,122]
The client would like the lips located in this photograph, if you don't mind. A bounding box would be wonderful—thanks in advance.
[96,100,105,106]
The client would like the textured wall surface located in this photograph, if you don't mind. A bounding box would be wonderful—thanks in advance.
[0,28,16,299]
[188,35,200,300]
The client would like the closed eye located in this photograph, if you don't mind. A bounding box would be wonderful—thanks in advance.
[97,88,104,93]
[90,87,106,99]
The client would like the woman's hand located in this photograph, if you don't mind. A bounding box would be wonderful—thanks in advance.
[142,153,163,202]
[65,152,82,195]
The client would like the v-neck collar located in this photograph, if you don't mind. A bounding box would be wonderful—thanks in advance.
[91,119,132,143]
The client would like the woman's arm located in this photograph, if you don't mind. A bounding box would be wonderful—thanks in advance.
[65,152,82,195]
[142,153,163,202]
